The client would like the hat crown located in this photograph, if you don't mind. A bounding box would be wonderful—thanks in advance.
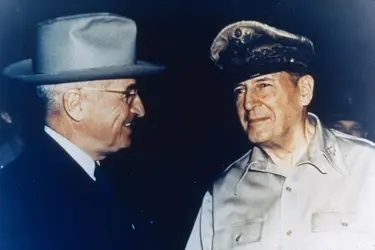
[34,13,137,74]
[210,21,315,82]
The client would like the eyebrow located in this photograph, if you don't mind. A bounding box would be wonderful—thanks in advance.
[237,76,275,86]
[253,76,274,83]
[117,83,136,91]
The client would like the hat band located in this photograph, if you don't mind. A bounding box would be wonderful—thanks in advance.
[33,50,136,74]
[224,62,309,83]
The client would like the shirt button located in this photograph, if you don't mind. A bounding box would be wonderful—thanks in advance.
[286,186,292,192]
[235,233,242,242]
[286,230,292,236]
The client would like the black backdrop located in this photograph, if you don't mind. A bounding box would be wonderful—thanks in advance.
[2,0,375,249]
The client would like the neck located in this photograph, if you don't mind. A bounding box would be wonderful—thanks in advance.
[260,115,316,167]
[47,117,105,161]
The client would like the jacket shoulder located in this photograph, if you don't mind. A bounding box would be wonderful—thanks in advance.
[209,149,252,194]
[222,149,252,174]
[331,129,375,149]
[330,129,375,171]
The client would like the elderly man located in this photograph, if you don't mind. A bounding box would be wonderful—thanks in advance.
[0,13,164,250]
[186,21,375,250]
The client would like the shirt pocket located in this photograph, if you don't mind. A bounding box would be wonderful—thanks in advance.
[311,210,374,234]
[213,217,264,250]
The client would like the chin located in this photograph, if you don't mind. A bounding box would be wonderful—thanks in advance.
[119,128,132,148]
[247,131,271,144]
[111,138,132,152]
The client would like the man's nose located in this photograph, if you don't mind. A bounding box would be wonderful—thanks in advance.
[130,95,145,118]
[244,90,258,111]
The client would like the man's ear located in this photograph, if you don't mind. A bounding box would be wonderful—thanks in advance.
[63,89,83,121]
[298,74,315,107]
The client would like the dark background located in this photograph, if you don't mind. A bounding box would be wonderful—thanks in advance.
[1,0,375,249]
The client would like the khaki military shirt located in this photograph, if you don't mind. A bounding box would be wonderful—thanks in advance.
[186,114,375,250]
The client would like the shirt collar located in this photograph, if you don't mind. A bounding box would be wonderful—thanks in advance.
[44,126,96,181]
[246,113,350,176]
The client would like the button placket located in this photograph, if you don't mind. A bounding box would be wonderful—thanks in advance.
[280,176,296,246]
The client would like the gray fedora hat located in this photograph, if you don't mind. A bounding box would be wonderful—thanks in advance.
[3,13,165,84]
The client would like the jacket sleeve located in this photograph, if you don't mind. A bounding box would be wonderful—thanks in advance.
[185,191,213,250]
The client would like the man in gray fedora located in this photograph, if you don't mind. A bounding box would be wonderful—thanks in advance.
[0,13,164,250]
[186,21,375,250]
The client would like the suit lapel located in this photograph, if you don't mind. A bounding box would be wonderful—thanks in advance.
[1,133,145,249]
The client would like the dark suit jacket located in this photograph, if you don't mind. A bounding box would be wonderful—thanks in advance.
[0,133,158,250]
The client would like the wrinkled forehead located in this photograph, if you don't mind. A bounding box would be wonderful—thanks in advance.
[84,78,136,89]
[237,72,286,86]
[106,78,136,89]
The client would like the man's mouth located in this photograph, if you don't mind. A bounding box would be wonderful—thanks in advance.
[124,121,132,128]
[248,117,269,123]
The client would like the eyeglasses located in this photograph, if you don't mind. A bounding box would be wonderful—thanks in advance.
[80,87,138,104]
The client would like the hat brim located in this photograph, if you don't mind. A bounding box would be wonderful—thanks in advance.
[3,59,165,85]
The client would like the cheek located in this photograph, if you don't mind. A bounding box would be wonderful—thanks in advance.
[258,94,278,116]
[235,99,246,121]
[260,96,291,126]
[93,103,129,129]
[236,99,243,112]
[278,99,300,126]
[112,104,130,125]
[235,95,243,107]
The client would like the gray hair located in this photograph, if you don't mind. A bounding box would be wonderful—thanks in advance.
[36,84,61,112]
[36,80,107,120]
[36,84,64,126]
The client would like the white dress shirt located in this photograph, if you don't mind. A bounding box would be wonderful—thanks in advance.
[45,126,96,181]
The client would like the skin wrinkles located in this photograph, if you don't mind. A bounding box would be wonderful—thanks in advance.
[49,78,145,160]
[234,72,316,167]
